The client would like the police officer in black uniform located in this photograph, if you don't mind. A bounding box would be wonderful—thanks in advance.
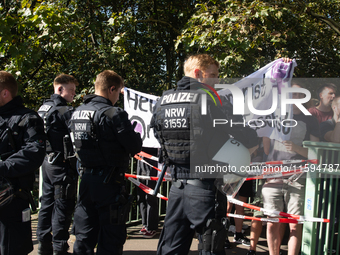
[36,74,79,255]
[151,54,258,255]
[0,71,46,255]
[69,70,142,254]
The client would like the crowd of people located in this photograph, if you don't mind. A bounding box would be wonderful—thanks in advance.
[0,54,338,255]
[244,82,338,255]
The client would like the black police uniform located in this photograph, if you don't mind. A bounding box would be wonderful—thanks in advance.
[0,96,46,255]
[36,94,77,254]
[69,94,142,255]
[151,76,258,255]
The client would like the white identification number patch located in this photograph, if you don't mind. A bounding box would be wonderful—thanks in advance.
[74,132,89,140]
[164,118,187,129]
[163,106,188,129]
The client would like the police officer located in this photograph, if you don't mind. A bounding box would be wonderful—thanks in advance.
[69,70,142,254]
[0,71,46,255]
[36,74,79,255]
[151,54,258,255]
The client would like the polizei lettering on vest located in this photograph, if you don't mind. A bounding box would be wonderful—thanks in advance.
[71,110,95,120]
[165,108,186,118]
[161,92,198,105]
[38,105,52,112]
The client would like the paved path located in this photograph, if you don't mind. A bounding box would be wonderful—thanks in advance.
[29,213,289,254]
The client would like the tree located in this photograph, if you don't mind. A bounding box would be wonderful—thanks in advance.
[1,0,339,109]
[107,0,197,91]
[1,0,100,108]
[0,0,197,109]
[176,0,340,81]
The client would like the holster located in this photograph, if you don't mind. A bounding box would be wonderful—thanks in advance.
[211,217,229,252]
[63,135,73,160]
[110,193,133,225]
[199,217,229,253]
[201,226,212,251]
[103,167,124,185]
[54,175,77,200]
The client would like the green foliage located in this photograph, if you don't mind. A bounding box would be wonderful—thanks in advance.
[0,0,197,108]
[0,0,339,109]
[176,0,340,80]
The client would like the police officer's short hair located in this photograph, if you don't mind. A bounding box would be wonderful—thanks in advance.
[53,74,79,87]
[316,83,337,101]
[95,70,124,92]
[0,71,18,97]
[184,54,220,76]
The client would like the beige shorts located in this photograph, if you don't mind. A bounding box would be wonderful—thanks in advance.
[262,179,305,217]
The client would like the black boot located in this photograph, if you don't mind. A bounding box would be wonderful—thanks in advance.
[37,241,53,255]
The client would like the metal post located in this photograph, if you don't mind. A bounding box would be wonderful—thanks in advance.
[301,141,319,255]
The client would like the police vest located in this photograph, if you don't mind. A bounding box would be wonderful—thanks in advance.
[69,103,129,169]
[0,108,37,190]
[38,101,72,154]
[153,89,207,167]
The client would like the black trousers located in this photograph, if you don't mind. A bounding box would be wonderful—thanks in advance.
[36,158,76,252]
[137,148,159,231]
[0,197,32,255]
[157,182,226,255]
[72,171,127,255]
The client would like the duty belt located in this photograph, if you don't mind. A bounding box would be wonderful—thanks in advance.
[173,179,215,190]
[81,166,123,185]
[82,167,107,175]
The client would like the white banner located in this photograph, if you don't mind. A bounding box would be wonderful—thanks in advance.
[124,59,297,147]
[218,58,297,141]
[123,87,160,148]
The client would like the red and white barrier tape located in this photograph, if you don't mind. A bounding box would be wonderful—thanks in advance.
[137,151,159,162]
[125,173,171,182]
[126,175,328,223]
[227,213,303,224]
[128,177,168,201]
[137,150,318,167]
[227,196,329,223]
[134,155,162,172]
[250,159,318,166]
[133,155,171,178]
[245,168,308,181]
[134,154,308,182]
[132,152,326,223]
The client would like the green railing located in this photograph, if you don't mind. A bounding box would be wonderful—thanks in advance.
[302,141,340,255]
[37,157,170,225]
[126,157,170,225]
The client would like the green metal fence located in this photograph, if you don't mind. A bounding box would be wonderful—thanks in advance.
[302,141,340,255]
[36,142,340,252]
[37,157,170,225]
[126,157,170,225]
